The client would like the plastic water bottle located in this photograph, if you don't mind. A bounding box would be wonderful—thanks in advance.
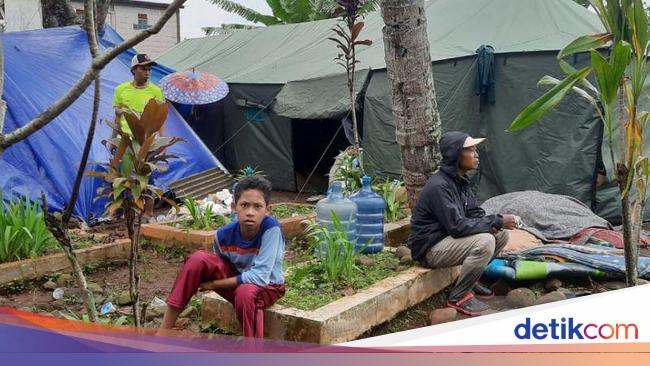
[315,181,357,246]
[350,176,386,253]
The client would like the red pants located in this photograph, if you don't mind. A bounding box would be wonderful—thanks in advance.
[166,250,285,338]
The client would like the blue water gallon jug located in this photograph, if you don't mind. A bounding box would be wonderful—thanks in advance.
[315,181,357,246]
[350,176,386,253]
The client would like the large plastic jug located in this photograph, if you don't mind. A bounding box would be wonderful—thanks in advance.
[315,181,357,246]
[350,176,386,253]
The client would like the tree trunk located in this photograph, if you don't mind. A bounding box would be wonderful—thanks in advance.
[126,207,142,327]
[42,193,98,321]
[95,0,112,31]
[380,0,441,207]
[621,195,639,285]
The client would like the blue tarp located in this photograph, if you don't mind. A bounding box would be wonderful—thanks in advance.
[0,26,225,220]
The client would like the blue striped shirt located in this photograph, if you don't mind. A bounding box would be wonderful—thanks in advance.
[213,216,285,286]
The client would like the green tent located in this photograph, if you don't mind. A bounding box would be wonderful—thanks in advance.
[158,0,632,222]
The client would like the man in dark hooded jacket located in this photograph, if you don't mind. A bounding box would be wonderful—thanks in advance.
[408,131,516,316]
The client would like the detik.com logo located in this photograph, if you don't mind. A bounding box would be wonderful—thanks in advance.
[514,318,638,340]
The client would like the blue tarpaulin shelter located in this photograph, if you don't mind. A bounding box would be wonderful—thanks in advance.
[0,26,225,221]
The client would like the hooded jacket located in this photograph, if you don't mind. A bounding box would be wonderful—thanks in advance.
[408,131,503,262]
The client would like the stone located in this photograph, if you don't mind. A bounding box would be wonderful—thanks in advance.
[545,278,562,292]
[394,246,411,259]
[534,291,566,305]
[341,287,355,297]
[529,282,546,297]
[43,280,57,290]
[116,290,132,306]
[556,287,576,299]
[399,255,413,265]
[180,305,197,319]
[429,308,457,325]
[602,281,627,290]
[87,282,104,294]
[51,299,66,308]
[506,288,536,308]
[356,255,374,267]
[491,279,512,296]
[145,305,166,321]
[145,296,168,321]
[56,274,73,287]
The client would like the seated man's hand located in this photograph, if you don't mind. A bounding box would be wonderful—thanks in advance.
[501,214,517,230]
[199,280,217,291]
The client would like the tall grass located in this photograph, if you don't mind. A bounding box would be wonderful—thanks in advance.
[0,194,54,263]
[307,212,365,284]
[373,178,407,222]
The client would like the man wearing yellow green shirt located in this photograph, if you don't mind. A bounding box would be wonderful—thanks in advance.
[112,53,165,138]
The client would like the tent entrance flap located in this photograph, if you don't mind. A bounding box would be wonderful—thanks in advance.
[273,69,371,120]
[293,119,350,194]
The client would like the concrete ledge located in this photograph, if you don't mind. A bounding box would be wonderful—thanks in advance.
[0,239,132,286]
[202,265,460,344]
[141,210,317,248]
[140,224,214,250]
[273,202,317,239]
[383,217,411,247]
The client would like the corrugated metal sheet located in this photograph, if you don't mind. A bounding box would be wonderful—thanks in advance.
[168,167,233,200]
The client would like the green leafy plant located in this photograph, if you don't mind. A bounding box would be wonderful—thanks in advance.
[235,165,265,182]
[0,194,55,263]
[183,197,230,230]
[306,212,365,284]
[509,0,649,286]
[61,309,129,326]
[205,0,377,30]
[280,250,402,310]
[373,178,407,222]
[332,153,364,195]
[271,204,314,220]
[89,99,183,326]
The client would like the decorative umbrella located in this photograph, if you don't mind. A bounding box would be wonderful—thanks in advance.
[159,69,229,105]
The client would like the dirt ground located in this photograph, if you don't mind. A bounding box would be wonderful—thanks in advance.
[0,243,198,329]
[0,236,314,333]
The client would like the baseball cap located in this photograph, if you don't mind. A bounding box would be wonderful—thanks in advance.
[131,53,157,68]
[463,136,486,148]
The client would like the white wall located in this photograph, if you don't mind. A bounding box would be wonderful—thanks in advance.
[5,0,43,32]
[70,1,179,58]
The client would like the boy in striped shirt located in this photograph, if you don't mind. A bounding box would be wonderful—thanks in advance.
[161,176,285,337]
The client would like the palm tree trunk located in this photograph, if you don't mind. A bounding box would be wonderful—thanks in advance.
[380,0,441,207]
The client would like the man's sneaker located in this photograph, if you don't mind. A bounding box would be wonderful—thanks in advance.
[473,282,494,299]
[447,292,490,316]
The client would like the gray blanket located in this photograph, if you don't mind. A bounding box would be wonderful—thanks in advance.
[481,191,611,241]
